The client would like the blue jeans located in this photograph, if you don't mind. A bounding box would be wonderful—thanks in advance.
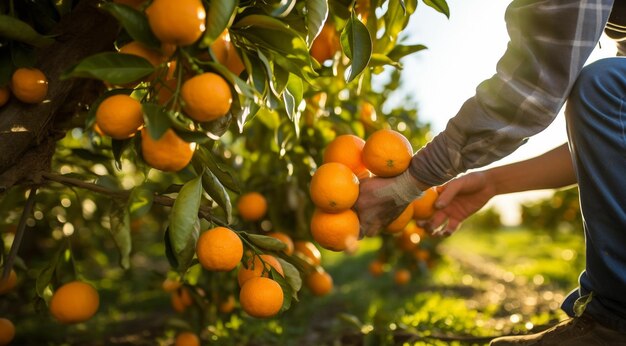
[562,57,626,332]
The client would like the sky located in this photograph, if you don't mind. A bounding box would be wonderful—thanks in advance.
[393,0,617,225]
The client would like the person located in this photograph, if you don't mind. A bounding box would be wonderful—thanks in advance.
[355,0,626,344]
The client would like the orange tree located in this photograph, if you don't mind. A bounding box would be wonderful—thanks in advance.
[0,0,449,342]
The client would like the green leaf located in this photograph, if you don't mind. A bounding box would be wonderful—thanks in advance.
[163,228,179,269]
[201,0,238,46]
[269,0,296,18]
[142,103,172,140]
[109,203,132,269]
[169,175,203,272]
[201,168,233,224]
[387,44,427,62]
[62,52,155,84]
[423,0,450,18]
[305,0,329,46]
[276,257,302,296]
[36,245,65,298]
[111,138,131,170]
[368,53,401,68]
[0,15,55,48]
[100,3,161,49]
[195,147,240,193]
[128,187,154,219]
[246,234,286,252]
[340,16,372,82]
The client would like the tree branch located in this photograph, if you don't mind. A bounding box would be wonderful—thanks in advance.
[40,172,219,224]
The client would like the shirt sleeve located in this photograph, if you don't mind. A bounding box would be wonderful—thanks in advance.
[410,0,614,186]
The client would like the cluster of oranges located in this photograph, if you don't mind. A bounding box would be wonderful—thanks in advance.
[0,67,49,108]
[93,0,245,173]
[309,128,415,253]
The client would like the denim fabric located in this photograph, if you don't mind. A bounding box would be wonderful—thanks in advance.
[562,57,626,332]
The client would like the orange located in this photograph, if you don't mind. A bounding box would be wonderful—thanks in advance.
[0,86,9,107]
[394,269,411,286]
[95,94,144,139]
[218,295,236,314]
[49,281,99,324]
[11,67,48,104]
[413,187,439,220]
[306,270,333,296]
[359,101,377,128]
[0,318,15,346]
[141,128,195,172]
[119,41,165,68]
[368,260,384,277]
[210,30,230,64]
[162,278,182,292]
[196,227,243,271]
[323,134,369,179]
[175,331,200,346]
[239,277,284,318]
[237,192,267,222]
[181,72,232,122]
[395,222,422,252]
[354,0,370,23]
[309,162,359,213]
[385,204,414,233]
[225,45,245,75]
[0,269,17,295]
[310,23,340,63]
[146,0,206,46]
[266,232,294,255]
[171,287,193,313]
[294,241,322,266]
[362,129,413,177]
[310,208,359,252]
[414,248,431,262]
[237,254,284,287]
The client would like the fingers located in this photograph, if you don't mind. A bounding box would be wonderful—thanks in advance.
[434,180,462,210]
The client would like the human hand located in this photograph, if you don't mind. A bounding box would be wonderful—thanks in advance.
[424,171,496,236]
[355,169,423,237]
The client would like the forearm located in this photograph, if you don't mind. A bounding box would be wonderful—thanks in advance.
[485,143,576,196]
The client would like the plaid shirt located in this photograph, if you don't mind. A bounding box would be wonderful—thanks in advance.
[410,0,615,186]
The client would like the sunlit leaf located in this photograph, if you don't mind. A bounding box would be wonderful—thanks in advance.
[110,203,132,269]
[247,234,287,251]
[305,0,329,46]
[340,16,372,82]
[423,0,450,18]
[128,186,154,219]
[142,103,172,140]
[201,0,238,46]
[387,44,427,62]
[62,52,155,84]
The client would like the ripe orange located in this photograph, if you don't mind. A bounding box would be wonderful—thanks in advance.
[146,0,206,46]
[294,241,322,266]
[323,134,370,179]
[218,295,236,314]
[171,287,193,313]
[394,269,411,286]
[11,67,48,104]
[95,94,144,139]
[368,260,384,277]
[237,254,284,287]
[239,277,284,318]
[0,318,15,346]
[385,204,414,233]
[0,269,17,295]
[225,45,245,75]
[119,41,165,68]
[413,187,439,220]
[306,270,333,296]
[310,208,360,252]
[162,278,182,292]
[181,72,232,122]
[210,30,230,64]
[196,227,243,271]
[359,101,377,128]
[49,281,99,324]
[362,129,413,177]
[266,232,294,255]
[0,86,9,107]
[414,248,431,262]
[237,192,267,222]
[309,162,359,213]
[141,128,195,172]
[395,222,422,252]
[310,23,340,63]
[175,331,200,346]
